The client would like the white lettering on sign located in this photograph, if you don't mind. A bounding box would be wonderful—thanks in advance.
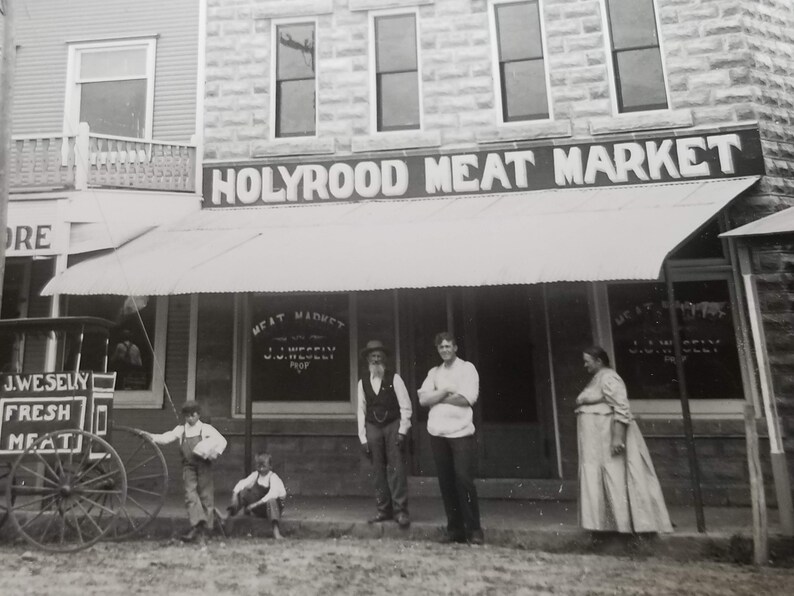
[1,372,89,393]
[207,132,753,205]
[3,402,71,423]
[212,161,410,205]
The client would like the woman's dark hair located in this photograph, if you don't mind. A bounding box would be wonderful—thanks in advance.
[583,346,610,367]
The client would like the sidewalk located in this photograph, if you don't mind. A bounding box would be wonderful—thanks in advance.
[140,494,794,562]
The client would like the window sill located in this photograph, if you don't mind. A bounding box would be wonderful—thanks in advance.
[349,0,435,11]
[253,0,333,19]
[252,137,336,158]
[630,399,744,419]
[219,415,357,436]
[476,120,572,144]
[351,130,441,153]
[588,109,694,136]
[113,389,164,409]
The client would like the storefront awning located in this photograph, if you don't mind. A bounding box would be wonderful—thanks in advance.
[721,205,794,238]
[41,176,758,296]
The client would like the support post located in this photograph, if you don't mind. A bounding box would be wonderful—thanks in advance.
[744,403,769,565]
[737,243,794,535]
[664,260,706,533]
[0,0,17,308]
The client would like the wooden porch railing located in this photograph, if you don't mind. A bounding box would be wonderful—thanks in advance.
[9,123,197,193]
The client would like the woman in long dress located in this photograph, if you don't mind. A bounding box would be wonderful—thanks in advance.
[576,346,672,533]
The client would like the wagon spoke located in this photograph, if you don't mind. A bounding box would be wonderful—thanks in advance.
[10,492,58,516]
[123,453,160,476]
[123,493,157,519]
[73,496,105,537]
[33,450,61,482]
[78,468,121,489]
[15,463,59,488]
[126,485,161,498]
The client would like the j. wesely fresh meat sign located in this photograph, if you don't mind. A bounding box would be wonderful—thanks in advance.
[204,128,764,207]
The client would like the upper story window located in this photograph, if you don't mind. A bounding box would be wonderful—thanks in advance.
[373,13,421,132]
[273,22,317,138]
[492,0,550,122]
[66,39,156,139]
[605,0,668,113]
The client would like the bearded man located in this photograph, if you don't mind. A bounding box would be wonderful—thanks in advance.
[357,339,413,527]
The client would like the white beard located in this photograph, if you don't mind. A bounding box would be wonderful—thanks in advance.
[369,363,385,379]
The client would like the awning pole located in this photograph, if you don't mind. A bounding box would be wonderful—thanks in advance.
[664,260,706,533]
[243,296,253,475]
[737,243,794,535]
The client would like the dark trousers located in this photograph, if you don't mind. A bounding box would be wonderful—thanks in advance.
[430,433,481,538]
[366,418,408,516]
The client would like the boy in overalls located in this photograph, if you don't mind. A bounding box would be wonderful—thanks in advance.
[145,403,227,542]
[227,452,286,539]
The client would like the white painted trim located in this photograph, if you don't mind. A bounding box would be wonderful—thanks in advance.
[270,17,319,140]
[488,0,554,125]
[368,8,423,133]
[651,0,673,111]
[195,0,207,195]
[63,38,157,140]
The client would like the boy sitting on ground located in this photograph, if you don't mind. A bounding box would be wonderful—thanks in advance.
[227,452,286,539]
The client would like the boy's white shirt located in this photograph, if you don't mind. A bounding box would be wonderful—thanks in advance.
[148,420,227,459]
[232,470,287,505]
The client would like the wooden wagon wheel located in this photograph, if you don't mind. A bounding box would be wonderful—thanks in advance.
[105,425,168,540]
[5,429,127,553]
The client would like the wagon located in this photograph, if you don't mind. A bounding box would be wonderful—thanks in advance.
[0,317,168,552]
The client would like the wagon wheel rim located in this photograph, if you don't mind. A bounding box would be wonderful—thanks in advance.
[5,429,128,553]
[106,425,168,540]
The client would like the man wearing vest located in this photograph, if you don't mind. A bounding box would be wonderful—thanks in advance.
[357,339,413,527]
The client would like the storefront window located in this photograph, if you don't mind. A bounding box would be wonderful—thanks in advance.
[196,294,235,417]
[249,294,349,402]
[608,280,743,400]
[66,295,164,406]
[357,291,397,373]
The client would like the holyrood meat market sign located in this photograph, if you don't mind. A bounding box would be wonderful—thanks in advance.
[203,128,764,207]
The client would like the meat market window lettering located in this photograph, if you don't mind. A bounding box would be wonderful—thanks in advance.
[493,0,549,122]
[373,13,421,131]
[249,296,349,400]
[607,280,743,400]
[605,0,668,113]
[274,22,316,138]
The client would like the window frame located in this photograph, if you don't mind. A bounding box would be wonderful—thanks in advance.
[65,295,169,409]
[488,0,553,124]
[369,8,424,133]
[270,17,319,139]
[63,38,157,140]
[600,0,670,115]
[589,267,750,418]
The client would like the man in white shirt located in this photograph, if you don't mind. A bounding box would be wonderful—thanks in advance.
[357,339,413,527]
[418,332,483,545]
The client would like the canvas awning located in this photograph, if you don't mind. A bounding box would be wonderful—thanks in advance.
[721,205,794,238]
[41,176,759,296]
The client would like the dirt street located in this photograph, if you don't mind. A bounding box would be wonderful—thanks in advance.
[0,537,792,595]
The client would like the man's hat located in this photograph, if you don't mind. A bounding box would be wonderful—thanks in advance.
[360,339,389,359]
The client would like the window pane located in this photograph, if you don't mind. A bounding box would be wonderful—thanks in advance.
[608,280,743,400]
[249,294,350,402]
[80,47,148,80]
[375,14,417,73]
[608,0,659,50]
[196,294,235,419]
[378,71,420,130]
[616,47,667,111]
[277,79,316,137]
[67,295,156,391]
[503,59,548,120]
[79,79,147,137]
[496,1,542,61]
[670,219,726,260]
[276,23,316,80]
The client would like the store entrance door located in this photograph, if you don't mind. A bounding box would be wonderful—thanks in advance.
[401,286,555,479]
